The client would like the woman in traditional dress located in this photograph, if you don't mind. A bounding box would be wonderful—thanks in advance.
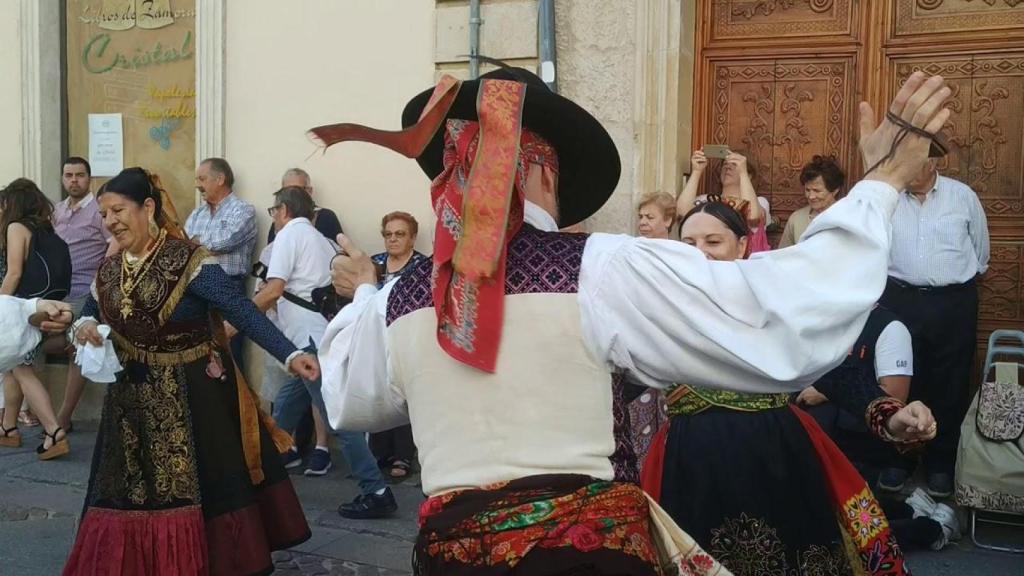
[676,148,772,253]
[64,168,316,576]
[642,200,938,576]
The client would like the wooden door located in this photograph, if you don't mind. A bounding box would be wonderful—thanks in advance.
[693,0,1024,382]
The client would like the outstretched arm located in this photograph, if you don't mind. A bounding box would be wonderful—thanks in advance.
[581,73,952,393]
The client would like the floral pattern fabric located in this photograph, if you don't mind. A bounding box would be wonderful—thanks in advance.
[417,478,658,568]
[976,367,1024,441]
[414,475,727,575]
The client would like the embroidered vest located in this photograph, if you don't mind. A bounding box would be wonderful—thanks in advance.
[386,226,639,494]
[96,237,212,365]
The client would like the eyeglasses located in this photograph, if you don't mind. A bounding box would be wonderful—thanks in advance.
[267,205,281,217]
[382,231,409,239]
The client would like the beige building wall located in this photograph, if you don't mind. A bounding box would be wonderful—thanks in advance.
[223,0,437,257]
[0,2,23,184]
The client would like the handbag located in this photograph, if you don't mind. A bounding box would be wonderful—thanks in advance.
[976,361,1024,442]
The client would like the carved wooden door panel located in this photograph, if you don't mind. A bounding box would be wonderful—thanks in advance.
[694,1,861,230]
[702,58,856,220]
[694,0,1024,383]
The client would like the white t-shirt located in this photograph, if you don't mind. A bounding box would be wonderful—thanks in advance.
[267,217,336,350]
[874,321,913,379]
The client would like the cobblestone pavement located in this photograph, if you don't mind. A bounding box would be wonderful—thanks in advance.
[2,422,1022,575]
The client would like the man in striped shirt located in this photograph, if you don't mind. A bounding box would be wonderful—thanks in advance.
[878,143,990,498]
[186,157,258,362]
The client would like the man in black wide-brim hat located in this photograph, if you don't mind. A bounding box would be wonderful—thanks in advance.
[316,68,950,575]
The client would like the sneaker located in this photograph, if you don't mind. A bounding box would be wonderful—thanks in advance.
[304,448,333,476]
[906,487,938,519]
[338,487,398,519]
[282,449,302,470]
[929,502,961,550]
[926,472,954,499]
[877,467,909,493]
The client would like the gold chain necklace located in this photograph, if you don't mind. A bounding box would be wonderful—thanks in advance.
[118,229,167,319]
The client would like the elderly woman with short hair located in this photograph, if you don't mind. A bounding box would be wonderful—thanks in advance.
[636,191,676,240]
[369,211,428,480]
[780,155,846,248]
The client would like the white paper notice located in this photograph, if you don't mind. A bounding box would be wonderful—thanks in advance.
[88,113,124,177]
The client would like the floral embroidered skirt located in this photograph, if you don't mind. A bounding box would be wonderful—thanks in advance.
[643,405,908,576]
[63,356,310,576]
[414,474,667,576]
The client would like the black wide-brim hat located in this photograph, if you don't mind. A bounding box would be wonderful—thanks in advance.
[401,67,620,228]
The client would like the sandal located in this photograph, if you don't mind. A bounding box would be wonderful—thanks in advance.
[388,459,413,482]
[38,422,73,439]
[0,423,20,448]
[37,427,69,461]
[18,410,40,427]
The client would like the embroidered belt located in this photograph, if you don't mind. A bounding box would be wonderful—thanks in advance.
[415,475,660,571]
[111,331,212,366]
[666,385,790,416]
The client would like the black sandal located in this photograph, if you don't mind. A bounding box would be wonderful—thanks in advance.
[864,111,946,177]
[0,423,20,448]
[37,427,69,461]
[388,459,413,483]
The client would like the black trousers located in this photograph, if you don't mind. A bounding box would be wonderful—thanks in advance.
[370,425,416,466]
[880,277,978,475]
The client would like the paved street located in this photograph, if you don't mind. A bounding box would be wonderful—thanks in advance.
[1,422,1022,575]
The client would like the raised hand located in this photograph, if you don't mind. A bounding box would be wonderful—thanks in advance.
[691,150,708,174]
[331,234,378,299]
[858,71,951,191]
[725,152,749,177]
[885,400,937,443]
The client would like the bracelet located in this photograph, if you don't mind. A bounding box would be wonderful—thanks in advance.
[866,396,915,445]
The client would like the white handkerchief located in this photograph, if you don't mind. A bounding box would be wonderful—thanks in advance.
[75,325,123,383]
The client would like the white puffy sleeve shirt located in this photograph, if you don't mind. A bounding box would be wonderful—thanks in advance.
[0,297,43,373]
[320,180,898,431]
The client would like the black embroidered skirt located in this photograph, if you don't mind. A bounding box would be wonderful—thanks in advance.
[64,354,310,576]
[658,406,852,576]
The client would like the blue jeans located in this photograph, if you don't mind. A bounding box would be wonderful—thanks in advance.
[273,346,387,496]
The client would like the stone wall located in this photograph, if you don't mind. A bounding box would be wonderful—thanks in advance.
[432,1,695,234]
[556,0,637,233]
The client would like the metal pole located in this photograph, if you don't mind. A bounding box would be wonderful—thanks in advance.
[537,0,557,92]
[469,0,481,79]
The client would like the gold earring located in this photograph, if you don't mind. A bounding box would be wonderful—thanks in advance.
[148,216,159,238]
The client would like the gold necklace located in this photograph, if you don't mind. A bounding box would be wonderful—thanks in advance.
[119,229,167,319]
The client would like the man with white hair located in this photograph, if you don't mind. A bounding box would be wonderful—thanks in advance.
[267,168,342,244]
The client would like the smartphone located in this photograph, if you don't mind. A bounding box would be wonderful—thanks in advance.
[703,144,731,159]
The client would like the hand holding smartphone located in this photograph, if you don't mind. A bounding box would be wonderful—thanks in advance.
[703,144,731,159]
